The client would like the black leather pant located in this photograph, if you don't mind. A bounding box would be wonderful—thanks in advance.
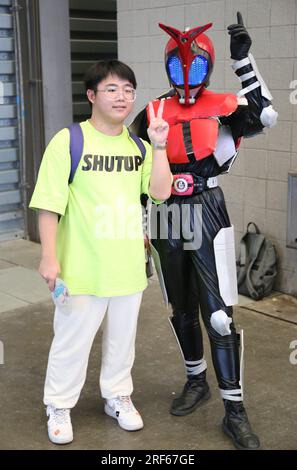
[152,187,240,391]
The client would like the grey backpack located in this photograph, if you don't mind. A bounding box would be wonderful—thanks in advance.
[237,222,277,300]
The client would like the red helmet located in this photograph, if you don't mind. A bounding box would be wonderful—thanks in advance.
[159,23,215,105]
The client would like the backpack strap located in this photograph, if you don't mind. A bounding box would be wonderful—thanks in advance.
[68,123,84,184]
[237,222,261,287]
[128,129,146,161]
[237,236,248,287]
[245,235,265,299]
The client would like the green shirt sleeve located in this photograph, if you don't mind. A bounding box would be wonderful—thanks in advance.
[141,140,164,205]
[29,128,71,216]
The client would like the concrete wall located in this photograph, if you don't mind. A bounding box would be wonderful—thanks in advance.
[39,0,72,145]
[117,0,297,295]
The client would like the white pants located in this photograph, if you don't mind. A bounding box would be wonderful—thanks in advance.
[44,292,143,409]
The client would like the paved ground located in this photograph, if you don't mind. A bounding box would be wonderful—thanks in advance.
[0,240,297,450]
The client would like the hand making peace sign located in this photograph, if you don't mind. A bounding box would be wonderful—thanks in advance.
[147,98,169,147]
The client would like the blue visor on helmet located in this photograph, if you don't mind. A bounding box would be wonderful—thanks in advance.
[168,55,209,86]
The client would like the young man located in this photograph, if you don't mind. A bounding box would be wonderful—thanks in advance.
[29,60,171,444]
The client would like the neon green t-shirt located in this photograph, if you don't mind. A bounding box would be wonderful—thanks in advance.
[29,120,156,297]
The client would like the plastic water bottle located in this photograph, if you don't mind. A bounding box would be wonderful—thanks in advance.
[51,278,71,314]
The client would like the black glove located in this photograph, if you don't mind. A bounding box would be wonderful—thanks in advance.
[227,12,252,60]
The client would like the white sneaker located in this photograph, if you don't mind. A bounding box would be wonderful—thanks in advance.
[104,396,144,431]
[46,405,73,444]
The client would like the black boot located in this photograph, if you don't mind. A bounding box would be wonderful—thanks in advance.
[170,371,210,416]
[222,400,260,450]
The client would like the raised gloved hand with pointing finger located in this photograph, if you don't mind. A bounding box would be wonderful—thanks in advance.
[227,12,252,60]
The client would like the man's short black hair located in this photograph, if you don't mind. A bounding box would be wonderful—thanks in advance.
[84,60,137,93]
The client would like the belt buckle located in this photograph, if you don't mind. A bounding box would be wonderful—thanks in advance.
[206,176,217,189]
[172,174,194,196]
